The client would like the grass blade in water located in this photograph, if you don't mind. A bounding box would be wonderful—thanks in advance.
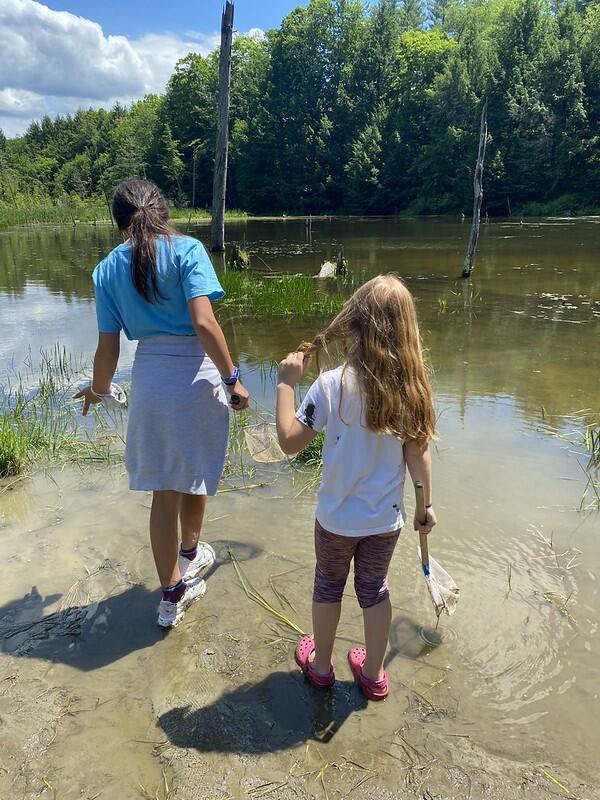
[229,548,305,635]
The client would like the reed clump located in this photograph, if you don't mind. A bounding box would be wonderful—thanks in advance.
[293,430,324,468]
[552,414,600,510]
[219,272,345,317]
[0,346,124,480]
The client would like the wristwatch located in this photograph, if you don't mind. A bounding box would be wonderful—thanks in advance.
[222,366,240,386]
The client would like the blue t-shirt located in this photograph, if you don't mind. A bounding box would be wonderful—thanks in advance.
[92,236,224,340]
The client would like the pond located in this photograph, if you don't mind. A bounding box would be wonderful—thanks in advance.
[0,217,599,799]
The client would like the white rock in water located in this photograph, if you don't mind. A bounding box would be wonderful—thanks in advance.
[317,261,336,278]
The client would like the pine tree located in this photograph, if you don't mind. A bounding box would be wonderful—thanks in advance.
[149,120,184,199]
[428,0,449,27]
[345,109,385,211]
[400,0,425,30]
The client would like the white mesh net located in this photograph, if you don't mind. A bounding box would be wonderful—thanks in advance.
[417,548,460,618]
[243,423,287,463]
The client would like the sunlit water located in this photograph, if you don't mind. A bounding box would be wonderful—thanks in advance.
[0,218,598,798]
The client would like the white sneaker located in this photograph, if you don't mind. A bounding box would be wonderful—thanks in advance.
[179,542,216,582]
[157,577,206,629]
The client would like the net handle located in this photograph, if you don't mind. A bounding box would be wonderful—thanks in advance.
[414,481,430,568]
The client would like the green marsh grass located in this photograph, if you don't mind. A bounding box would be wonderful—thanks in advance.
[0,197,108,228]
[293,430,324,467]
[0,347,124,480]
[292,430,325,495]
[229,547,305,635]
[219,272,346,317]
[0,197,247,230]
[0,416,29,477]
[551,414,600,510]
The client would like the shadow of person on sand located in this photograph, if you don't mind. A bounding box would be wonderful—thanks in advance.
[202,539,262,579]
[158,670,365,754]
[0,583,163,670]
[0,539,263,671]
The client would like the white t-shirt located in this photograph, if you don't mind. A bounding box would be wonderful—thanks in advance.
[296,366,406,536]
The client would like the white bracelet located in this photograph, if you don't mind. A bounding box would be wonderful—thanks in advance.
[90,386,112,399]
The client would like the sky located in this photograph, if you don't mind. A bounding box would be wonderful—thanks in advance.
[0,0,306,136]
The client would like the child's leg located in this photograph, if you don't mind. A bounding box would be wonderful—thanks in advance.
[354,531,400,681]
[362,597,392,681]
[311,603,342,675]
[150,490,182,587]
[179,494,207,549]
[312,521,356,674]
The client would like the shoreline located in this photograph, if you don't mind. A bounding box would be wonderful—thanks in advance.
[2,210,600,233]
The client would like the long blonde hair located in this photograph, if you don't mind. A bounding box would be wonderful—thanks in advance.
[300,274,436,443]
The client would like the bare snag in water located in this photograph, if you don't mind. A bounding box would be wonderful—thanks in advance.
[462,100,488,279]
[211,1,235,252]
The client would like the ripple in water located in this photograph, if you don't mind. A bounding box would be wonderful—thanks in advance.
[418,624,458,646]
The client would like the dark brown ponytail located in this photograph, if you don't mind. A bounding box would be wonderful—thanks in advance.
[111,180,177,303]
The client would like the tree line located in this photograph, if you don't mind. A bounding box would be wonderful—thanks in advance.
[1,0,599,218]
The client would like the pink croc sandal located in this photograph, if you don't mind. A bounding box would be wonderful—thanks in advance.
[347,646,389,701]
[295,635,335,689]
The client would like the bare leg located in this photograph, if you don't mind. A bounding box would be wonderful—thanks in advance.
[179,494,207,550]
[150,490,181,587]
[311,601,342,675]
[361,596,392,681]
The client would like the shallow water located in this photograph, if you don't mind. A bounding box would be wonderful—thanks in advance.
[0,218,599,798]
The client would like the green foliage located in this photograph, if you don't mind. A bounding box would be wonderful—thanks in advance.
[0,347,124,478]
[292,430,325,467]
[1,0,600,217]
[0,416,29,477]
[219,271,346,317]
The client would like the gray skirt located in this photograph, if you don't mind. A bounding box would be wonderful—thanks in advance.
[125,336,229,495]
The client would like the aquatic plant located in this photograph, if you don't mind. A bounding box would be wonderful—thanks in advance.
[293,430,324,467]
[0,197,247,230]
[219,272,346,317]
[0,347,124,481]
[0,415,29,477]
[552,415,600,511]
[584,424,600,469]
[229,547,305,635]
[227,243,251,270]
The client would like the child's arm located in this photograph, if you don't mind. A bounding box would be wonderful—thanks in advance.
[403,438,437,534]
[276,352,318,455]
[74,333,120,416]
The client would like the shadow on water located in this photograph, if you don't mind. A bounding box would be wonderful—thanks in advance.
[0,584,162,670]
[385,614,444,669]
[158,671,365,753]
[0,539,264,671]
[209,539,262,572]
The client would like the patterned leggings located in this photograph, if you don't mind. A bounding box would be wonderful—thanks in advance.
[313,519,400,609]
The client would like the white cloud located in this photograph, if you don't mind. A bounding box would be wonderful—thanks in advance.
[0,0,226,136]
[0,89,45,118]
[245,27,267,42]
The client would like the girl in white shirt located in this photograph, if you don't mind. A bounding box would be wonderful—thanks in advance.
[276,274,436,701]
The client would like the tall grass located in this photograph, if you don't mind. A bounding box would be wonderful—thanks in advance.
[0,197,248,230]
[0,197,108,228]
[0,416,29,477]
[220,272,346,317]
[0,347,124,479]
[552,415,600,511]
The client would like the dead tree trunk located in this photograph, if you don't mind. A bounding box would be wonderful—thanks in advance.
[462,100,488,279]
[211,1,234,252]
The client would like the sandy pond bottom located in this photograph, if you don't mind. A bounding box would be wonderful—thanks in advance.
[1,401,598,800]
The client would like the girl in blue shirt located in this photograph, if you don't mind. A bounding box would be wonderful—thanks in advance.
[75,180,249,628]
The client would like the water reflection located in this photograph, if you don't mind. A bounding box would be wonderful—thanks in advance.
[1,217,598,421]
